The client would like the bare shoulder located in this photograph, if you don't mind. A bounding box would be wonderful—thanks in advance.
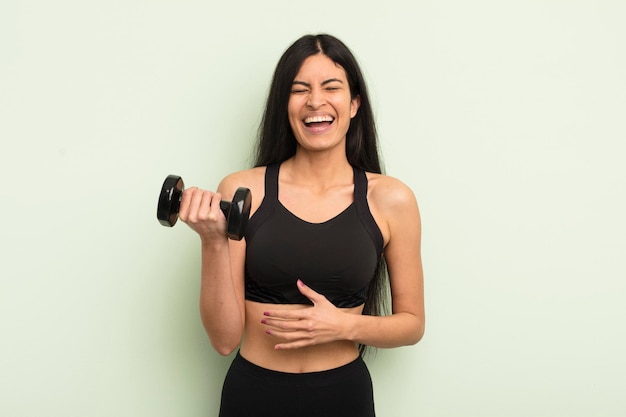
[366,172,419,214]
[217,166,267,207]
[366,172,421,250]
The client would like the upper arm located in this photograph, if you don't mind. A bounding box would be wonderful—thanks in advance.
[370,176,424,319]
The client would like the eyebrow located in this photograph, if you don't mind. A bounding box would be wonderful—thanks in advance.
[292,78,344,87]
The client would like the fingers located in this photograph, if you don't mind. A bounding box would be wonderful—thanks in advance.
[180,188,216,221]
[262,312,312,330]
[261,317,316,350]
[178,187,226,238]
[295,279,322,304]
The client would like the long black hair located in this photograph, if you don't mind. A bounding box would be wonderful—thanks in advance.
[254,34,382,173]
[254,34,389,354]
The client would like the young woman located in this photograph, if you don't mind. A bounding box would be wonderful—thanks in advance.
[179,34,424,417]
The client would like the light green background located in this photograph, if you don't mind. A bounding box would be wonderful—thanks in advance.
[1,1,625,416]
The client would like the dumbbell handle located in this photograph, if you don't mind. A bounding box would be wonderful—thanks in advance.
[174,194,232,217]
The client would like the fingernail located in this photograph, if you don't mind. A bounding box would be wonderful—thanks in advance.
[265,329,271,335]
[263,312,270,316]
[261,319,267,324]
[297,279,304,287]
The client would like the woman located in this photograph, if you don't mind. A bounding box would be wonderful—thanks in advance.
[179,34,424,417]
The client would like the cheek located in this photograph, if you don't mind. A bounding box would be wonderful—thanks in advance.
[287,107,303,135]
[335,96,355,117]
[287,97,304,119]
[287,100,296,117]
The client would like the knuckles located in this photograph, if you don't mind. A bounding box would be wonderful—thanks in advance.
[177,188,228,240]
[304,320,315,333]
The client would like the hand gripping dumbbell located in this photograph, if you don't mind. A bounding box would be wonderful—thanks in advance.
[156,175,252,240]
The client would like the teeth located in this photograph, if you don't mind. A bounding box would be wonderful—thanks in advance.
[304,115,334,124]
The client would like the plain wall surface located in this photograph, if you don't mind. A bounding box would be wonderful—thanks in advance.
[1,1,625,416]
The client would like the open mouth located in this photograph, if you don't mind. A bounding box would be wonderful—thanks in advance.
[303,115,335,128]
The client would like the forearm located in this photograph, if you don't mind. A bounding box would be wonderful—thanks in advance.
[347,312,424,349]
[198,239,244,355]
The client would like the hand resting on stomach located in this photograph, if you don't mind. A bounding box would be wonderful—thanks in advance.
[239,300,365,373]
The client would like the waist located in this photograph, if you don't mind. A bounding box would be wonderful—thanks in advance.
[231,350,368,382]
[240,300,362,373]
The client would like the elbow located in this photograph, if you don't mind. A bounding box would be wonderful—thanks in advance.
[211,338,240,356]
[214,345,238,357]
[409,328,425,346]
[201,313,244,357]
[206,327,242,356]
[406,318,425,346]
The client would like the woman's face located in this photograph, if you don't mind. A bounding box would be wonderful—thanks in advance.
[287,53,360,153]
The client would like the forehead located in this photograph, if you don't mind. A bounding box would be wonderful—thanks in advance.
[294,53,348,82]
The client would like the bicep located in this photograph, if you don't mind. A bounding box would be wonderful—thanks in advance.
[382,187,424,317]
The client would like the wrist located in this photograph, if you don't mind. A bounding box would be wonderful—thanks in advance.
[200,236,229,252]
[342,311,360,343]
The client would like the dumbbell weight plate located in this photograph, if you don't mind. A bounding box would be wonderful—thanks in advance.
[157,175,184,227]
[226,187,252,240]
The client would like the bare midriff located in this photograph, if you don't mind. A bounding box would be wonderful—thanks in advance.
[239,300,365,373]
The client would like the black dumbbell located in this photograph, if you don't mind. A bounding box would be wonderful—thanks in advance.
[157,175,252,241]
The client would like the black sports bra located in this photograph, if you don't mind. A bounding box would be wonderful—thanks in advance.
[244,164,384,308]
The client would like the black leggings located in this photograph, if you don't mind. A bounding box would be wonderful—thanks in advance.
[219,351,376,417]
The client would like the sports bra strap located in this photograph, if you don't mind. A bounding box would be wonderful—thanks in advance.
[353,168,384,258]
[264,163,280,201]
[353,167,367,201]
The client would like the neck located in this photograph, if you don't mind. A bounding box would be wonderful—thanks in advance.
[282,151,353,190]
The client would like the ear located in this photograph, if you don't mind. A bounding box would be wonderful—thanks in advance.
[350,95,361,119]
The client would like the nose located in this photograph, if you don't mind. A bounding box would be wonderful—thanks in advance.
[306,87,325,109]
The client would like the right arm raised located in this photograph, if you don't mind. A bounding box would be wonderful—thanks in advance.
[178,174,250,356]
